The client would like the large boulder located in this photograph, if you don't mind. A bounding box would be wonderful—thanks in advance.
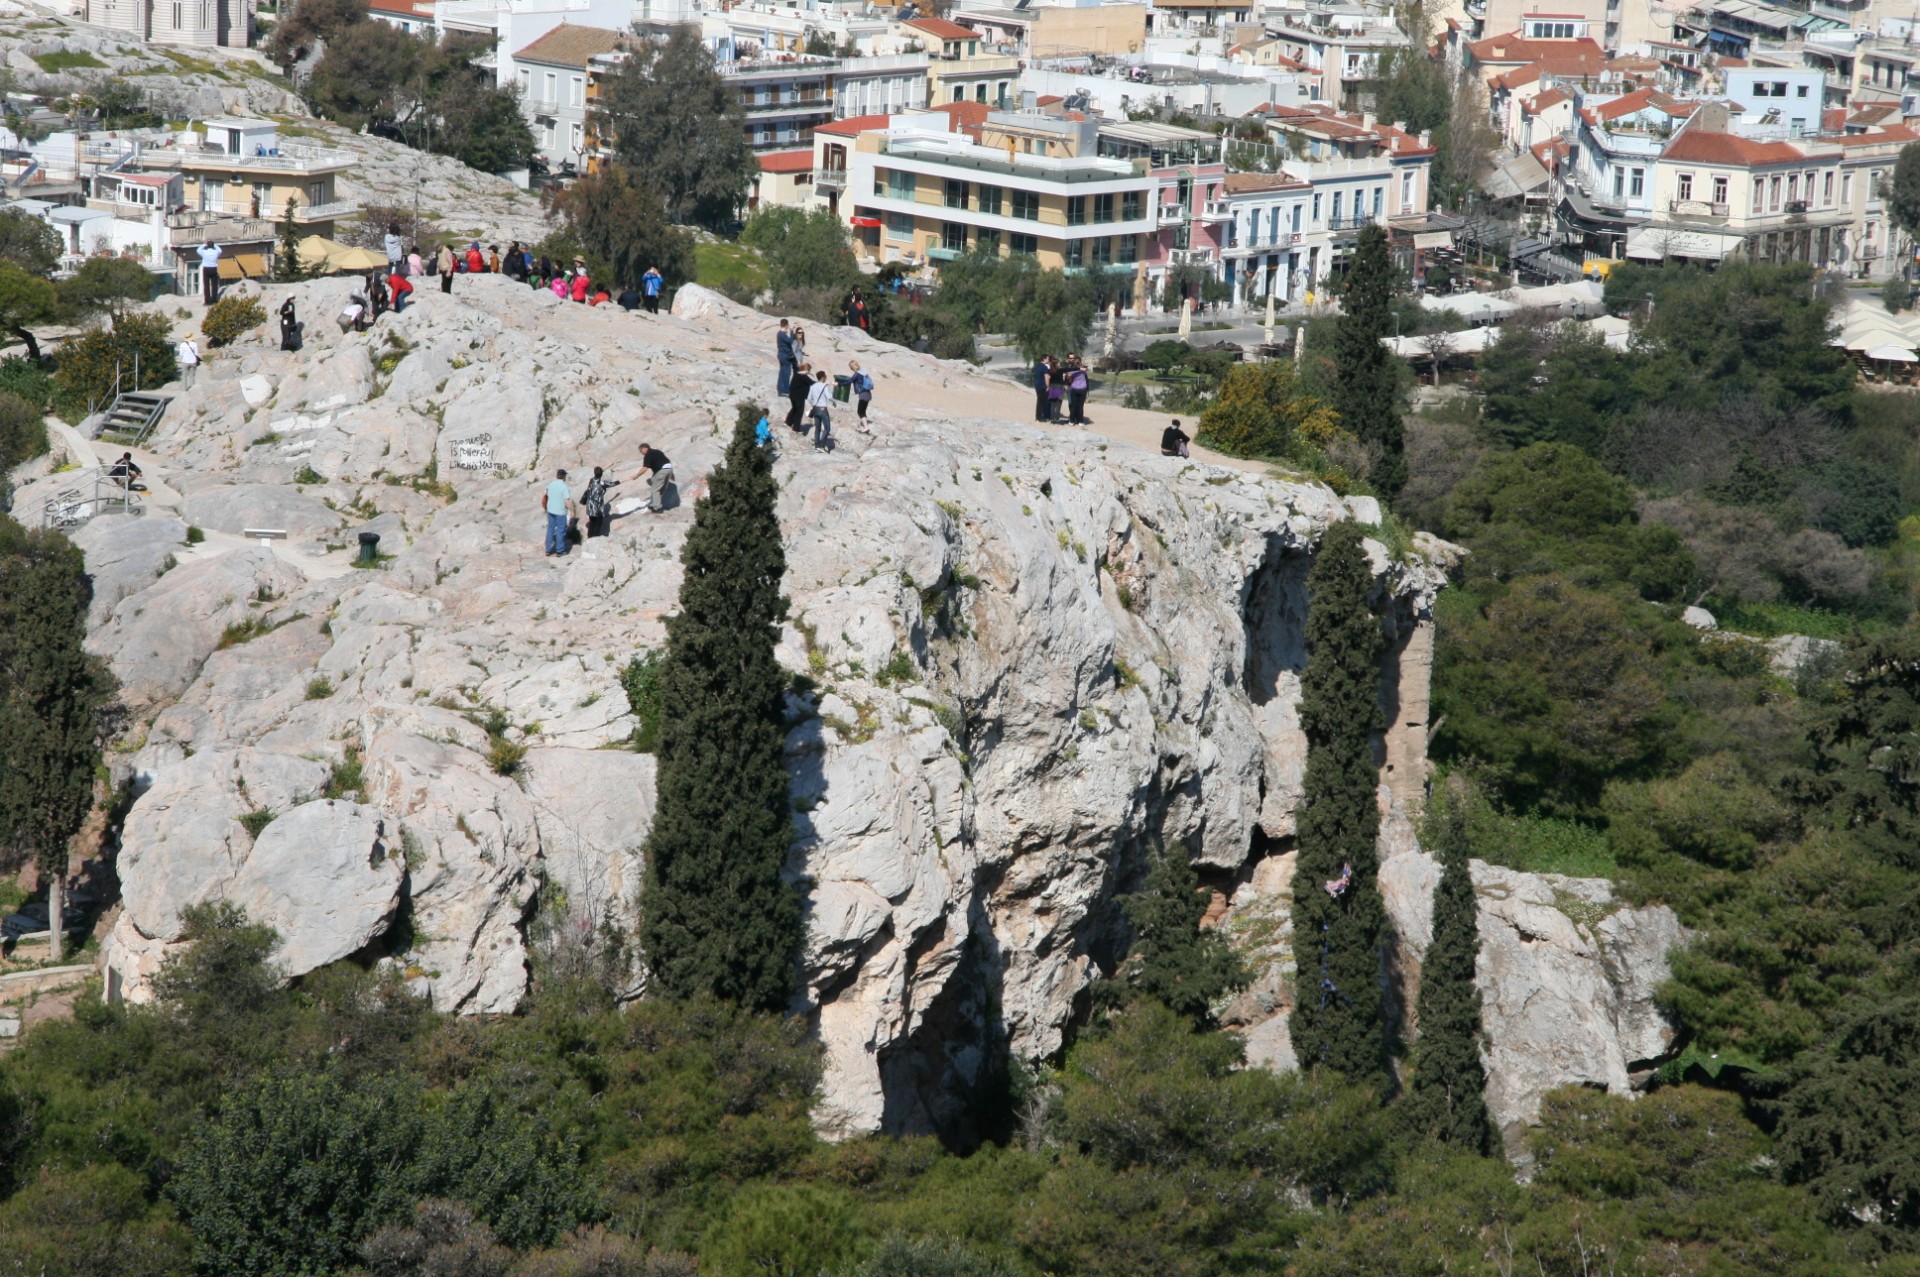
[178,484,346,542]
[103,749,402,997]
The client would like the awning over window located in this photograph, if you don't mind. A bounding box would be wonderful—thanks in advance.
[849,216,884,228]
[1412,230,1454,250]
[1625,225,1743,262]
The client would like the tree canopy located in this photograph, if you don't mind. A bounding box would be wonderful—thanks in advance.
[595,27,756,229]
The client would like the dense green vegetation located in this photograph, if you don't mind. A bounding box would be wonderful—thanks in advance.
[1400,259,1920,1270]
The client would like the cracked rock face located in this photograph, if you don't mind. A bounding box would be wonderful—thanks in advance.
[40,279,1677,1144]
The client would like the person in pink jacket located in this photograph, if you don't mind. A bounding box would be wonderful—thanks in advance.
[550,273,569,300]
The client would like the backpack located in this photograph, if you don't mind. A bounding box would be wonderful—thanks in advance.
[853,372,873,396]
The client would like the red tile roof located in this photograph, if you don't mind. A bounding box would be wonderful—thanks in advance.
[1526,87,1571,111]
[757,149,814,174]
[1834,124,1920,148]
[1221,172,1309,193]
[1466,32,1604,64]
[931,100,991,138]
[903,16,979,41]
[515,23,628,65]
[1661,128,1805,166]
[814,114,896,137]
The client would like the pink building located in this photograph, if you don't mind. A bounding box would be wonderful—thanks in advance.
[1093,121,1229,303]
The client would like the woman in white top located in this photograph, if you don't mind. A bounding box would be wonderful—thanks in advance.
[805,369,835,450]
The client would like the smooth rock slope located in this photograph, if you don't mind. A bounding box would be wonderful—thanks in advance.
[16,276,1679,1143]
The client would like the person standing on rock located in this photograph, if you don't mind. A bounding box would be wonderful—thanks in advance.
[806,369,835,450]
[642,265,663,313]
[791,324,808,371]
[383,222,404,275]
[1032,355,1051,422]
[786,360,811,431]
[543,468,576,557]
[437,243,456,294]
[279,297,301,352]
[629,444,673,513]
[777,319,795,395]
[1066,356,1090,426]
[176,336,200,388]
[848,360,873,431]
[465,242,486,275]
[197,239,222,305]
[407,245,424,277]
[570,269,591,304]
[582,466,619,538]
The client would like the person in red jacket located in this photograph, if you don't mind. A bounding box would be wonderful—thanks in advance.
[388,270,414,312]
[464,242,485,274]
[570,270,590,303]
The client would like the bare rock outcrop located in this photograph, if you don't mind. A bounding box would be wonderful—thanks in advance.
[32,274,1683,1146]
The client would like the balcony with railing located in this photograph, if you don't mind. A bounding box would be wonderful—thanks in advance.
[1669,197,1730,218]
[1327,213,1376,231]
[1158,202,1187,225]
[1198,199,1232,222]
[816,167,848,191]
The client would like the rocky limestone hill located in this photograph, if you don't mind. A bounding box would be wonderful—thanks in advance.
[8,274,1680,1151]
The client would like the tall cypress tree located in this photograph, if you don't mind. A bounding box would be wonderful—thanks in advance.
[1403,799,1494,1152]
[639,404,802,1012]
[1330,224,1406,496]
[1288,520,1389,1088]
[0,515,114,962]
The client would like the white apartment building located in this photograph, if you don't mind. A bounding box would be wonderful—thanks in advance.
[819,111,1158,274]
[514,24,629,170]
[87,0,252,47]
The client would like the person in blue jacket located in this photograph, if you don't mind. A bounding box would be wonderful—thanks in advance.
[642,266,664,313]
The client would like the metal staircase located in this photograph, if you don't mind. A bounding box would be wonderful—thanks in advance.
[94,392,171,448]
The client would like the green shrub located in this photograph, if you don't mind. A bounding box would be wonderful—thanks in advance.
[0,389,47,471]
[305,676,334,700]
[324,748,364,799]
[201,295,266,347]
[53,314,176,418]
[0,354,54,409]
[293,464,323,485]
[620,651,665,753]
[185,525,205,543]
[703,1183,862,1277]
[238,809,276,839]
[487,736,527,776]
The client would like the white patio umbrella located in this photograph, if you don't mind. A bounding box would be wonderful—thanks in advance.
[1178,297,1192,342]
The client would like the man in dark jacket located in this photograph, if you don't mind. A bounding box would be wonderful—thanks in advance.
[1033,356,1052,422]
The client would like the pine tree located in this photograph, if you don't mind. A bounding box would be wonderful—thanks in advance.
[0,515,115,961]
[275,198,308,282]
[1403,799,1494,1152]
[1287,520,1389,1088]
[639,404,802,1012]
[1330,224,1406,496]
[1117,847,1249,1028]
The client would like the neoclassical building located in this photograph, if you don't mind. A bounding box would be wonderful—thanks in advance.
[86,0,255,48]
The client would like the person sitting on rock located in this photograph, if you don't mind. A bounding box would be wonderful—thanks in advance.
[1160,418,1190,458]
[108,452,143,491]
